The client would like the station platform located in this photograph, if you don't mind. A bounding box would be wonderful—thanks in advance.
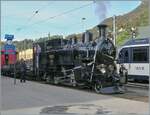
[0,77,149,115]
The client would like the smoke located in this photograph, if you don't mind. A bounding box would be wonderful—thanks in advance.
[94,1,110,23]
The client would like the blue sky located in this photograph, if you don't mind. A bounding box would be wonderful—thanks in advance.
[1,1,141,41]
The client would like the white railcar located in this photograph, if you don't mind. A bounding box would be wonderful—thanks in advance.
[117,38,150,81]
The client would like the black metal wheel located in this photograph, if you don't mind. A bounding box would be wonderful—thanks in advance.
[54,77,59,85]
[45,74,55,84]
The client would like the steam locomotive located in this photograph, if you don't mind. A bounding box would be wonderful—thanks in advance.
[33,24,128,94]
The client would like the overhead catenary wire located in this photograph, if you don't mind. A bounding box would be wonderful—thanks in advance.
[16,1,54,32]
[14,2,53,51]
[14,1,94,41]
[17,2,94,31]
[26,1,54,23]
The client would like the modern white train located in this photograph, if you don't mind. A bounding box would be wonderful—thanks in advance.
[117,38,149,81]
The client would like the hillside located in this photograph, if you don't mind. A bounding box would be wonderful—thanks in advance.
[1,35,63,51]
[66,0,149,46]
[108,0,149,46]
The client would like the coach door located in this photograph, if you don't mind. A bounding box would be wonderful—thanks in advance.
[118,48,130,72]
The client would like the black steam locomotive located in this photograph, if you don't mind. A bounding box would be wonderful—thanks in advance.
[33,24,127,94]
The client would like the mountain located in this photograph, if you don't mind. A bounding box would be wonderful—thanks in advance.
[66,0,149,46]
[103,0,148,28]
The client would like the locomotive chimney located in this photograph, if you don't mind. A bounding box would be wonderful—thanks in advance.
[97,24,107,39]
[82,30,93,43]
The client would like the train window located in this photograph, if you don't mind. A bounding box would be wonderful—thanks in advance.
[118,50,123,63]
[132,47,148,62]
[125,51,128,57]
[118,48,129,63]
[124,50,129,63]
[1,51,4,54]
[5,54,9,65]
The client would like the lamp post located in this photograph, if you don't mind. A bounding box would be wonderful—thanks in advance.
[14,52,16,85]
[82,17,86,32]
[131,27,136,39]
[113,15,116,45]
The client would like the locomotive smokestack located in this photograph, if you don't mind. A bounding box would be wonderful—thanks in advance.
[82,30,93,43]
[97,24,107,39]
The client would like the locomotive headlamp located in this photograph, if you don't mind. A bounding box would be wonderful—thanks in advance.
[97,64,106,74]
[100,68,106,74]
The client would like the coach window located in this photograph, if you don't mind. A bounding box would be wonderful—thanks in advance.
[5,54,9,65]
[119,50,123,63]
[132,47,148,63]
[124,50,129,63]
[119,48,129,63]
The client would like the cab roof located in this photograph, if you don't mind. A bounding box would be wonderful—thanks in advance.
[123,38,150,46]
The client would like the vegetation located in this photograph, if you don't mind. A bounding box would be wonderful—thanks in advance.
[1,35,63,51]
[116,31,130,46]
[67,0,149,46]
[102,0,149,46]
[34,35,63,43]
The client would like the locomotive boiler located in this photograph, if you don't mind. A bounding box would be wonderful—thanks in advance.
[33,24,127,94]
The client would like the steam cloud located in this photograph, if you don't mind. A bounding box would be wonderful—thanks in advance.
[94,1,109,23]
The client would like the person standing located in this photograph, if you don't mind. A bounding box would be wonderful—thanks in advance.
[20,59,26,83]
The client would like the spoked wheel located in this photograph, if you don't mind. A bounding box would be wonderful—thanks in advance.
[45,74,55,84]
[46,76,52,83]
[54,77,59,85]
[94,81,103,93]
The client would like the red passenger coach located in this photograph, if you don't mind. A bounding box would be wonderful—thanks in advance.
[1,34,17,76]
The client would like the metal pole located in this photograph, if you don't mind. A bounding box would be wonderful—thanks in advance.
[14,52,16,85]
[82,18,86,32]
[37,53,39,80]
[48,32,50,40]
[113,15,116,45]
[14,64,16,85]
[149,1,150,108]
[24,41,26,59]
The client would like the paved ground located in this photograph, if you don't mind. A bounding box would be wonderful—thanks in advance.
[0,77,149,115]
[1,77,110,110]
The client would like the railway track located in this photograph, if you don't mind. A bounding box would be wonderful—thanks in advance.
[4,75,149,89]
[127,82,149,89]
